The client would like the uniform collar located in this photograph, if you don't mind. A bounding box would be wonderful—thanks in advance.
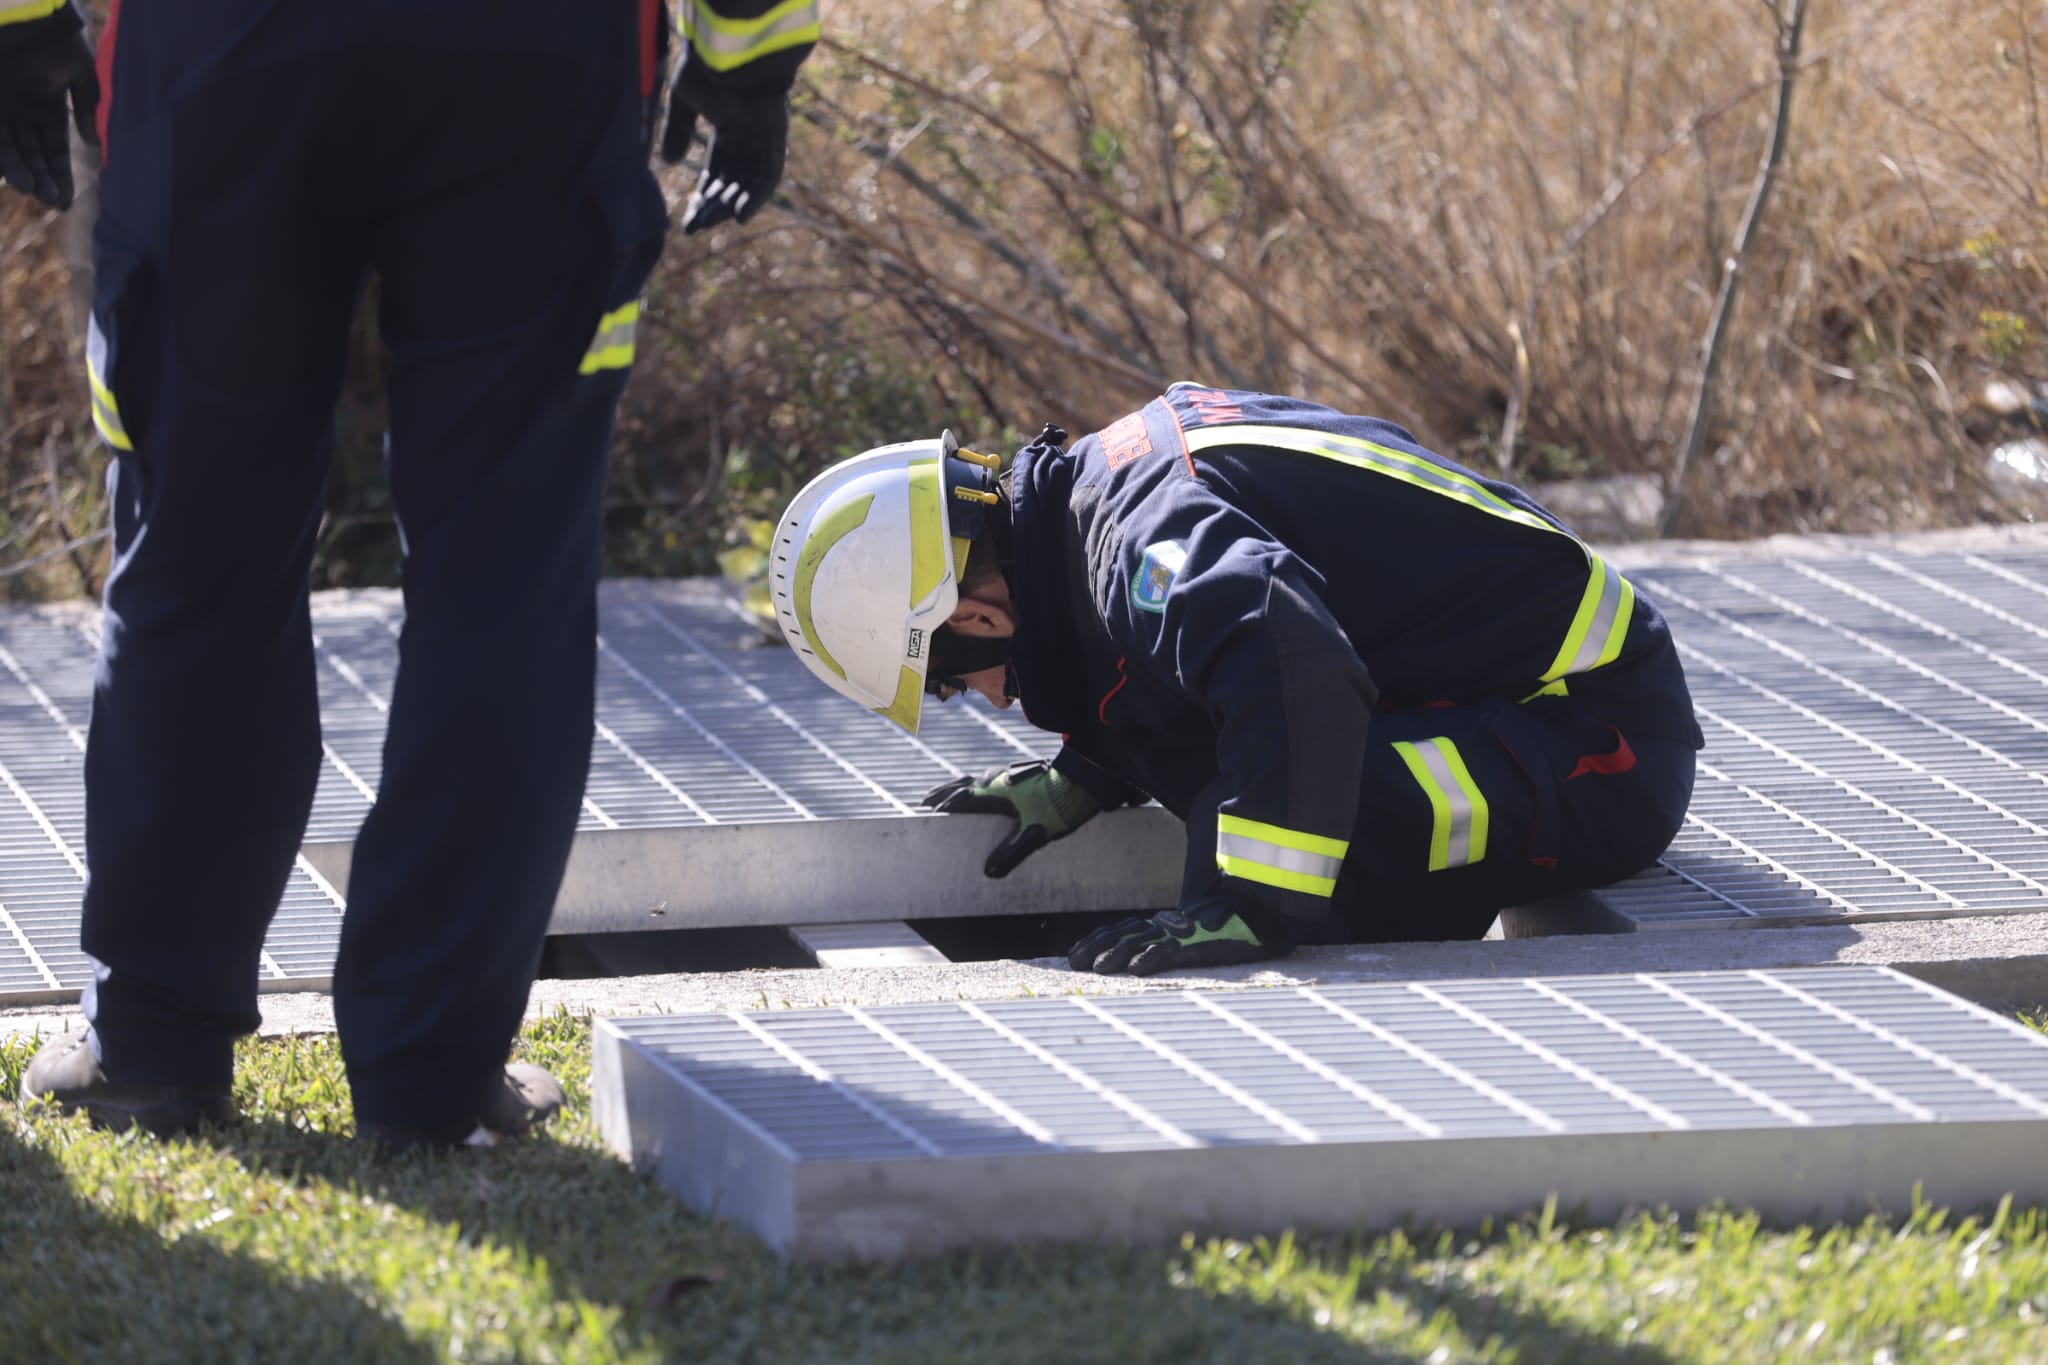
[1005,437,1086,734]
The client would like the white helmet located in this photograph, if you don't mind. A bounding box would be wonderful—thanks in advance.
[769,431,1003,733]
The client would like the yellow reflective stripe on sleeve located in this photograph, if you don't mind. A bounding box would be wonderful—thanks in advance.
[0,0,67,25]
[1540,553,1636,682]
[1214,813,1348,897]
[89,373,133,452]
[85,318,134,452]
[578,301,639,375]
[680,0,820,73]
[1521,678,1570,702]
[1393,737,1490,871]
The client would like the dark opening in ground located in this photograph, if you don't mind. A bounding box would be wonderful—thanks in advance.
[536,910,1144,976]
[538,925,814,978]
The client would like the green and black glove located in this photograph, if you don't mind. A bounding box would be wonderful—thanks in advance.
[1066,896,1298,976]
[921,758,1101,878]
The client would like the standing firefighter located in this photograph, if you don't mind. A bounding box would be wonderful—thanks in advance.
[772,385,1703,975]
[4,0,816,1143]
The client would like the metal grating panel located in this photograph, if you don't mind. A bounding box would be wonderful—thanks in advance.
[0,583,1078,1000]
[593,966,2048,1259]
[5,545,2048,999]
[0,610,348,1002]
[1549,549,2048,930]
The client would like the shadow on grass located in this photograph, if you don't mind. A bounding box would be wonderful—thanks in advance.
[207,1110,1678,1364]
[0,1119,436,1363]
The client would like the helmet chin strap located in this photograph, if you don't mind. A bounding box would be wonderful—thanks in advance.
[925,629,1014,697]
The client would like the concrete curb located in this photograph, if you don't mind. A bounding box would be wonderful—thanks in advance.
[7,914,2043,1043]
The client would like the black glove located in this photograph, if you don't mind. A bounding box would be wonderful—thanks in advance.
[0,13,98,211]
[1066,896,1299,976]
[660,78,788,235]
[921,758,1102,879]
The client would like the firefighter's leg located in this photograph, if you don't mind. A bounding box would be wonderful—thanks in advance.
[1334,698,1696,943]
[331,19,668,1133]
[79,18,371,1088]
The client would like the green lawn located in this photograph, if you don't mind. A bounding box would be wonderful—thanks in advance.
[4,1015,2047,1364]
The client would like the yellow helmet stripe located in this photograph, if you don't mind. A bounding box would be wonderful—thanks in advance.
[906,457,946,607]
[791,492,874,681]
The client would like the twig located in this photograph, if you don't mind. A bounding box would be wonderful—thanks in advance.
[1660,0,1811,538]
[0,527,110,582]
[1496,47,1826,475]
[780,192,1174,393]
[818,34,1427,431]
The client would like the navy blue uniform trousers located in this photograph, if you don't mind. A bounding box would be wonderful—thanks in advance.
[83,0,669,1128]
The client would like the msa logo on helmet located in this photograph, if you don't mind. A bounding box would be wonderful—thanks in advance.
[906,627,926,660]
[1130,540,1187,613]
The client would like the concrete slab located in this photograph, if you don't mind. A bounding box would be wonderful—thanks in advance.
[788,921,949,969]
[8,913,2044,1045]
[592,966,2048,1260]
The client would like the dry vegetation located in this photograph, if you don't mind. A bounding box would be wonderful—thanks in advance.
[2,0,2044,598]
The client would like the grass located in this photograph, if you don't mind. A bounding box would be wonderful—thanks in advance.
[3,1016,2048,1363]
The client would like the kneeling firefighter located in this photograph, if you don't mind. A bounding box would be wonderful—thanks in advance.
[769,385,1703,975]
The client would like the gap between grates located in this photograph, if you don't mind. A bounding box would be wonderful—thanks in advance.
[594,965,2048,1260]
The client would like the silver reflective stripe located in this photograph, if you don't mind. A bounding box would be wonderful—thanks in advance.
[579,302,639,375]
[1542,554,1636,682]
[1563,557,1627,676]
[1408,739,1481,869]
[683,0,821,72]
[1215,828,1345,886]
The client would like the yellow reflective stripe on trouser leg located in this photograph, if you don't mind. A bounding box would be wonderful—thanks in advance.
[1392,738,1490,871]
[0,0,67,25]
[680,0,821,73]
[1541,553,1636,682]
[579,301,640,375]
[1214,813,1348,897]
[86,316,134,452]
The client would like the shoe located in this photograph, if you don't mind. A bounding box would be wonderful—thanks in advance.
[18,1031,234,1137]
[357,1062,565,1154]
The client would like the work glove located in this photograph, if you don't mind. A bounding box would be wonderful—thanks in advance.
[0,15,98,211]
[921,758,1101,879]
[1066,895,1299,977]
[660,75,788,235]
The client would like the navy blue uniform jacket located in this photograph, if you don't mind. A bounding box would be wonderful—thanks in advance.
[1007,384,1702,927]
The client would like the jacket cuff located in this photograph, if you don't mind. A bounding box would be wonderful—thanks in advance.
[1050,745,1148,811]
[0,0,81,51]
[674,0,815,100]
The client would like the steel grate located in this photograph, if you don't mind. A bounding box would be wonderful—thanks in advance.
[593,965,2048,1259]
[1560,549,2048,929]
[3,546,2048,999]
[0,583,1066,1000]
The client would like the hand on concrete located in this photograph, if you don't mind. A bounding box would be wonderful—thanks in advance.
[920,758,1101,879]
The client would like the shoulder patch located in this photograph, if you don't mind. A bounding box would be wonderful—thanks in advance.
[1100,411,1155,471]
[1130,540,1188,613]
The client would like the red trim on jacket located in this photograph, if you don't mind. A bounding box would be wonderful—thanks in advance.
[639,0,660,97]
[1097,657,1129,725]
[1567,726,1637,780]
[95,0,121,159]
